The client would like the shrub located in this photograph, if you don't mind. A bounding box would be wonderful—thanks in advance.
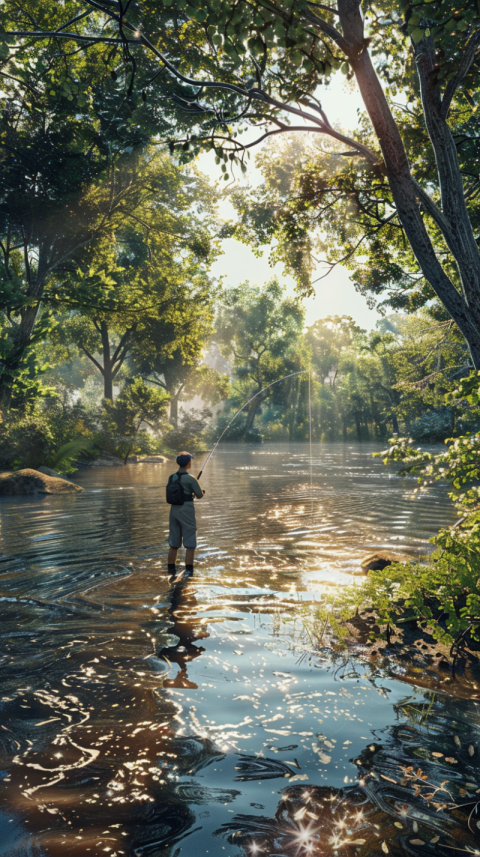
[100,378,170,462]
[409,407,454,442]
[0,398,96,472]
[0,412,55,470]
[162,407,211,454]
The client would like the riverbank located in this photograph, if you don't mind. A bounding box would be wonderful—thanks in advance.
[343,609,480,700]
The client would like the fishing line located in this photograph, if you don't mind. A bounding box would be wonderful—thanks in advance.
[197,370,307,479]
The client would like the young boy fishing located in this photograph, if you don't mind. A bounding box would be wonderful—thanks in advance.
[166,451,205,576]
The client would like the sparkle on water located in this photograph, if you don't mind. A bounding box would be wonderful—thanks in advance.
[0,442,478,857]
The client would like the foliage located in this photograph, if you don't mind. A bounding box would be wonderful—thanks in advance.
[217,306,473,443]
[161,406,212,454]
[0,397,96,471]
[308,512,480,653]
[48,437,95,474]
[342,514,480,651]
[215,279,307,437]
[0,412,55,471]
[9,0,480,365]
[131,314,228,425]
[408,408,455,443]
[57,153,221,402]
[100,378,170,462]
[310,372,480,652]
[0,22,165,407]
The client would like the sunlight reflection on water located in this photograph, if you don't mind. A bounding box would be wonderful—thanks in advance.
[1,442,474,857]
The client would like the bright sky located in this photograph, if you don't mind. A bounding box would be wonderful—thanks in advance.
[198,76,383,330]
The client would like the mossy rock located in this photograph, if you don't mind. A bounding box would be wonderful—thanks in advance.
[0,468,83,495]
[360,550,411,573]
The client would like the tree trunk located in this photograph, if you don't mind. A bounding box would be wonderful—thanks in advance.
[0,277,47,409]
[338,0,480,368]
[392,413,400,434]
[354,412,362,440]
[101,321,114,401]
[415,37,480,322]
[245,396,262,432]
[170,394,179,429]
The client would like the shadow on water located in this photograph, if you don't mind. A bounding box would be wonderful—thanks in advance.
[0,443,478,856]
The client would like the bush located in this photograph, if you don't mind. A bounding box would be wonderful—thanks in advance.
[0,412,55,470]
[0,398,96,472]
[409,406,454,442]
[100,378,170,462]
[162,407,211,454]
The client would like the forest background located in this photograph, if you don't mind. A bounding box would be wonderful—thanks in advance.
[0,0,479,476]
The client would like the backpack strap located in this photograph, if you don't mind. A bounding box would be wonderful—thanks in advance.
[174,470,194,500]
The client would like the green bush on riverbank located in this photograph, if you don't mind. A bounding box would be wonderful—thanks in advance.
[310,373,480,654]
[309,510,480,655]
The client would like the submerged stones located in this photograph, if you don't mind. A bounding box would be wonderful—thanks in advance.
[0,468,83,495]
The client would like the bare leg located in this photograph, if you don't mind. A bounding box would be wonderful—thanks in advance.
[168,547,178,565]
[185,548,195,567]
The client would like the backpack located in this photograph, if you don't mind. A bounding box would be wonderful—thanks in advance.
[166,472,186,505]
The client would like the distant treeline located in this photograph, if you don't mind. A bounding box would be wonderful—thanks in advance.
[1,267,477,472]
[213,280,477,445]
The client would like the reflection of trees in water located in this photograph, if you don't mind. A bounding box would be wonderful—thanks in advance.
[217,692,480,856]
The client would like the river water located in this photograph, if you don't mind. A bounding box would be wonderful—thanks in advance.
[1,443,479,857]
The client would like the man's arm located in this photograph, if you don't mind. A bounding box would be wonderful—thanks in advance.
[189,475,204,499]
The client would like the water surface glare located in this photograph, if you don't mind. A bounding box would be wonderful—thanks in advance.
[1,442,477,857]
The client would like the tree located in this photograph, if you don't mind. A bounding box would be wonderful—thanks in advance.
[307,316,364,388]
[9,0,480,366]
[101,378,170,462]
[216,279,306,434]
[58,155,220,400]
[0,5,170,409]
[136,340,229,427]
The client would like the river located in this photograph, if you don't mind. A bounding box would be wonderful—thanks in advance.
[1,442,479,857]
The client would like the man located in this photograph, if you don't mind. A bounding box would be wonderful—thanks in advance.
[167,451,204,576]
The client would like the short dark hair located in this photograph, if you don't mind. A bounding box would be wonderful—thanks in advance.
[176,451,192,468]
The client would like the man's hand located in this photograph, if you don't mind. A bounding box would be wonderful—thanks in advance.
[202,489,206,495]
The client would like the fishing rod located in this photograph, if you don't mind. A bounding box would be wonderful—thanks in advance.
[197,370,308,479]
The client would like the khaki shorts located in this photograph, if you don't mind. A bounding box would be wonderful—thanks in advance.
[169,502,197,549]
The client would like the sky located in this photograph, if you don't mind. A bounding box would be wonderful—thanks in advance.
[198,76,383,331]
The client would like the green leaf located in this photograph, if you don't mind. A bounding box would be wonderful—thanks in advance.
[410,27,424,43]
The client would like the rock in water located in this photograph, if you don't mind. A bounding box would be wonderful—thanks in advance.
[38,465,69,480]
[360,550,411,573]
[136,455,169,464]
[87,452,124,467]
[0,469,83,495]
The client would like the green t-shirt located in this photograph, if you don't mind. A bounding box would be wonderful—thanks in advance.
[172,470,203,499]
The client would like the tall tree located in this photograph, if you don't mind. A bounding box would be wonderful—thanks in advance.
[307,316,364,388]
[58,155,220,400]
[8,0,480,365]
[216,279,306,433]
[0,9,164,408]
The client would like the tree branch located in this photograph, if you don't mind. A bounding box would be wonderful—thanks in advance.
[55,9,94,33]
[5,30,137,44]
[111,328,133,365]
[80,345,105,375]
[441,30,480,120]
